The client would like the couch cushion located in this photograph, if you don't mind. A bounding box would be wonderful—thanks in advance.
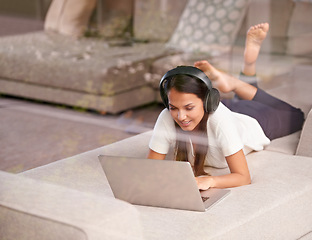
[296,109,312,157]
[264,131,300,155]
[0,171,143,240]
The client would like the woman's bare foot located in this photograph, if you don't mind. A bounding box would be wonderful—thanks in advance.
[195,60,257,100]
[194,60,237,93]
[243,22,269,75]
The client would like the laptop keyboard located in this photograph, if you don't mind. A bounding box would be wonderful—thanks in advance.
[201,196,210,202]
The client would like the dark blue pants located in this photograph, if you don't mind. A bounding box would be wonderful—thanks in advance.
[222,76,305,140]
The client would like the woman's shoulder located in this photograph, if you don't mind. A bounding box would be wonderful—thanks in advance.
[158,108,173,120]
[207,102,243,137]
[155,108,175,127]
[208,102,234,124]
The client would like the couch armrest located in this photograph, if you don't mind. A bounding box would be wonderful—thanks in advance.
[296,109,312,157]
[0,171,143,240]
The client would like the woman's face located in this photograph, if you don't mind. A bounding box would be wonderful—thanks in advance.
[168,88,205,131]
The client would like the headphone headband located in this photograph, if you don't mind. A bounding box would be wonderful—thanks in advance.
[160,66,213,90]
[159,66,220,112]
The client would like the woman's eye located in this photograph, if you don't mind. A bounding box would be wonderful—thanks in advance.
[169,106,176,111]
[186,107,194,111]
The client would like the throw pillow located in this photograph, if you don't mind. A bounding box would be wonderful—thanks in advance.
[166,0,249,55]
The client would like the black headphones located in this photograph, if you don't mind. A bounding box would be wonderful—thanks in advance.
[159,66,220,113]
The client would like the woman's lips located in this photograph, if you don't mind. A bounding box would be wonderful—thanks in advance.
[180,120,191,127]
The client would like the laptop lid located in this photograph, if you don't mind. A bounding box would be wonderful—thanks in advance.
[98,155,230,212]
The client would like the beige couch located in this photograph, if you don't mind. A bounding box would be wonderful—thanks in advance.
[0,108,312,239]
[2,2,312,237]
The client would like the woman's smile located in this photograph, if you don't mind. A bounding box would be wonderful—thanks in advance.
[180,120,191,127]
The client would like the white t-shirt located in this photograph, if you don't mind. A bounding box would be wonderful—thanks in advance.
[149,102,270,168]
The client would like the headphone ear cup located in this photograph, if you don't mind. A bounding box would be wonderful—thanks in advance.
[205,88,220,112]
[160,79,169,109]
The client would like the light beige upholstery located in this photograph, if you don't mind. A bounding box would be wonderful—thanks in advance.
[14,112,312,239]
[0,171,143,240]
[264,131,300,155]
[296,109,312,157]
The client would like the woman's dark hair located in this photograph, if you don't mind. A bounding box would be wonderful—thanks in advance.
[164,74,207,103]
[165,74,210,177]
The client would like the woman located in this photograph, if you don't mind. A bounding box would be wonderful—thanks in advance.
[147,23,304,189]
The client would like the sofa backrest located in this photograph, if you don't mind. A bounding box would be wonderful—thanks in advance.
[296,109,312,157]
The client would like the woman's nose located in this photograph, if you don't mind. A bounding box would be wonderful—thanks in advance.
[178,110,186,121]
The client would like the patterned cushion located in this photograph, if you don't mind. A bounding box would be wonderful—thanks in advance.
[166,0,249,55]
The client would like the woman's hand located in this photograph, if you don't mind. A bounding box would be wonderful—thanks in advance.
[195,176,215,190]
[196,149,251,189]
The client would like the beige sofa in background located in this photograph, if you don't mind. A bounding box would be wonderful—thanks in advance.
[1,0,312,114]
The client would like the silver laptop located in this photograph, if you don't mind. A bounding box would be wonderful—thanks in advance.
[98,155,230,212]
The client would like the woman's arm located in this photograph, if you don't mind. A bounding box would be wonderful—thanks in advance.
[147,149,166,160]
[195,149,251,189]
